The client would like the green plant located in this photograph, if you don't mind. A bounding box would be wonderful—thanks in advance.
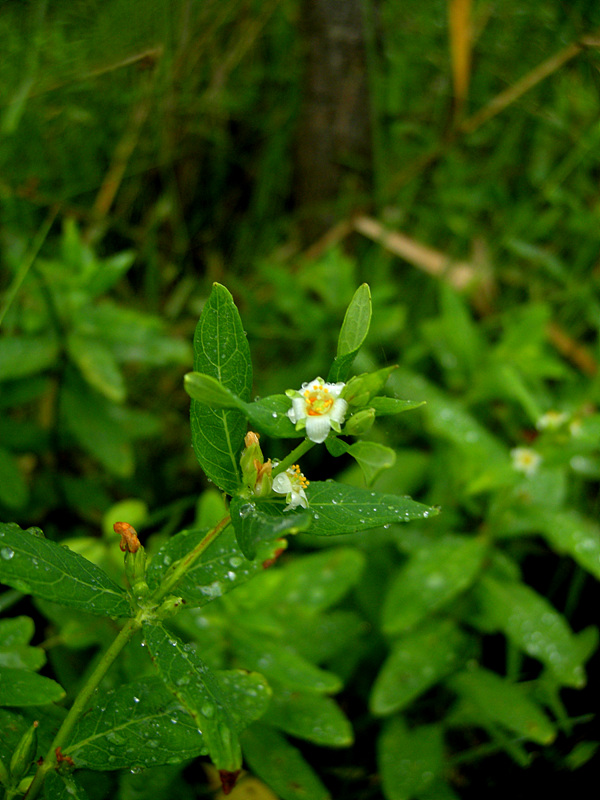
[0,282,437,799]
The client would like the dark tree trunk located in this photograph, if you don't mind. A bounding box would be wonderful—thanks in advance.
[294,0,372,244]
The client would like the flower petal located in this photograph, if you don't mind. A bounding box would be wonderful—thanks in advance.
[305,415,331,443]
[272,473,292,494]
[329,398,348,423]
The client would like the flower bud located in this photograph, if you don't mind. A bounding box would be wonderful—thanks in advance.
[9,721,38,783]
[341,366,397,407]
[344,407,376,435]
[240,432,264,490]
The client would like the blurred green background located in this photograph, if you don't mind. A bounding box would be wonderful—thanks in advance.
[2,1,600,798]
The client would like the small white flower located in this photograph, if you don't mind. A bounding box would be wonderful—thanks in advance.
[272,464,310,511]
[511,447,542,477]
[537,410,568,431]
[286,377,348,443]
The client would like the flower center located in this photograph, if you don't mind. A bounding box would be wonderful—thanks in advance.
[290,463,310,488]
[304,385,334,416]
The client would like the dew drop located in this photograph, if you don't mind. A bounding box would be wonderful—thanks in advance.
[0,547,14,560]
[229,556,243,568]
[201,703,215,718]
[239,503,255,519]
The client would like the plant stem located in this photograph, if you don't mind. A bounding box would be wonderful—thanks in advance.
[271,438,316,477]
[25,514,232,800]
[25,616,142,800]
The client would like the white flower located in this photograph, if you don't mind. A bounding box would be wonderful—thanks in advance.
[511,447,542,477]
[537,410,568,431]
[286,377,348,443]
[272,464,310,511]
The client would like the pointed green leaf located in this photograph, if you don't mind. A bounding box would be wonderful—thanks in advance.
[537,509,600,580]
[0,522,131,618]
[230,497,312,560]
[327,440,396,486]
[304,482,439,534]
[67,332,126,403]
[65,677,208,769]
[44,771,90,800]
[86,250,135,297]
[369,397,426,416]
[382,535,487,635]
[449,666,556,745]
[0,666,65,707]
[371,619,471,716]
[146,526,289,606]
[242,724,330,800]
[0,335,60,381]
[378,719,444,800]
[143,623,241,771]
[329,283,372,382]
[264,688,353,746]
[231,626,342,694]
[475,575,586,687]
[190,283,253,494]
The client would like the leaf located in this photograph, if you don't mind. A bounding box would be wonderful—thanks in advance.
[0,522,131,618]
[67,332,126,403]
[537,509,600,580]
[304,481,439,535]
[0,644,45,672]
[263,688,353,746]
[65,677,208,770]
[190,283,253,494]
[378,719,444,800]
[370,619,471,716]
[475,575,586,687]
[327,440,396,486]
[185,375,297,438]
[143,623,242,771]
[0,666,65,706]
[86,250,136,297]
[369,397,426,416]
[0,616,34,646]
[230,497,312,560]
[61,373,133,477]
[0,446,29,509]
[146,526,289,606]
[448,666,556,745]
[0,335,60,381]
[242,724,330,800]
[44,771,90,800]
[231,626,342,694]
[382,535,487,635]
[328,283,372,382]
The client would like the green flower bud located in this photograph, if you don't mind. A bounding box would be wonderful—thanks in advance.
[344,407,376,435]
[125,547,149,599]
[241,432,263,490]
[9,721,38,783]
[341,366,397,407]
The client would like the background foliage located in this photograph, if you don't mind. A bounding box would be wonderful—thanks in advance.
[2,1,600,798]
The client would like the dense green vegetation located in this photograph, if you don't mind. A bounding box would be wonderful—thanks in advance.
[1,2,600,798]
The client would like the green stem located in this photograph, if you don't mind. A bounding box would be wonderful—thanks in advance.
[25,514,232,800]
[148,514,231,605]
[25,615,142,800]
[271,438,316,477]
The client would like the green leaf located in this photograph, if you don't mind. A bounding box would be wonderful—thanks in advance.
[327,440,396,486]
[242,724,330,800]
[537,509,600,580]
[184,376,297,438]
[370,619,471,716]
[0,666,65,706]
[382,535,488,635]
[304,482,439,535]
[230,497,312,560]
[86,250,135,297]
[231,625,342,694]
[44,771,90,800]
[65,677,208,770]
[369,397,426,416]
[0,522,131,618]
[143,623,242,772]
[146,526,289,606]
[0,336,60,381]
[67,332,126,403]
[0,446,29,509]
[328,283,372,382]
[61,373,133,477]
[449,666,556,745]
[0,644,45,672]
[378,719,444,800]
[0,616,34,646]
[263,688,353,746]
[475,575,586,687]
[190,283,253,494]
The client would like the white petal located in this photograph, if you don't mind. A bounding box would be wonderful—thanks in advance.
[329,398,348,423]
[305,415,331,443]
[289,396,307,424]
[272,473,292,494]
[328,382,345,398]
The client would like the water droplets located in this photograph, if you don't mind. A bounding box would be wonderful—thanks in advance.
[0,547,14,560]
[239,503,255,519]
